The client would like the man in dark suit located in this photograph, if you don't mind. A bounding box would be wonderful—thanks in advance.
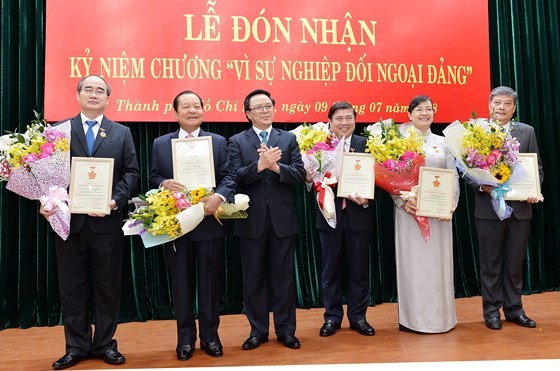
[40,75,140,369]
[150,90,236,360]
[307,102,375,337]
[473,86,543,330]
[228,89,306,350]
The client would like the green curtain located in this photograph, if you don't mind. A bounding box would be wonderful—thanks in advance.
[1,0,559,330]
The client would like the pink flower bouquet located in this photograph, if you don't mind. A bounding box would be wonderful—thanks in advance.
[0,112,71,239]
[292,122,344,228]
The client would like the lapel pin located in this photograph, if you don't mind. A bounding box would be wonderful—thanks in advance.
[99,128,106,138]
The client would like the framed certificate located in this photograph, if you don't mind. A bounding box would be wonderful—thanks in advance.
[172,137,216,189]
[505,153,541,201]
[337,152,375,199]
[69,157,114,214]
[416,167,455,219]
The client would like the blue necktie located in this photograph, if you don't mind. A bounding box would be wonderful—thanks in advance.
[86,120,96,156]
[259,131,268,145]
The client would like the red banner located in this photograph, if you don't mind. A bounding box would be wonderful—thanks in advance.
[45,0,490,123]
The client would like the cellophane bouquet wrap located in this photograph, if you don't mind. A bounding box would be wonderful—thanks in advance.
[292,122,344,228]
[123,187,250,247]
[365,119,430,242]
[443,118,525,220]
[0,111,71,240]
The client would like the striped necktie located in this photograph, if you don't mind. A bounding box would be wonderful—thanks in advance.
[259,131,268,145]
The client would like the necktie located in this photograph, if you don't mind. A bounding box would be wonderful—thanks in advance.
[85,120,96,156]
[259,131,268,145]
[186,133,194,138]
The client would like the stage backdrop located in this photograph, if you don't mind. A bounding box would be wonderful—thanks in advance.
[45,0,490,123]
[3,0,559,331]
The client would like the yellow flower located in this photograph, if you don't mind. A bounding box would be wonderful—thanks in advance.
[294,123,329,152]
[365,121,425,164]
[54,138,70,152]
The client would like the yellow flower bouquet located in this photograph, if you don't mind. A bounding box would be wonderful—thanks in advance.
[123,187,250,247]
[443,117,525,219]
[365,119,426,193]
[365,119,430,242]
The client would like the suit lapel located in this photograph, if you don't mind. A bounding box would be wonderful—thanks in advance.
[91,117,111,156]
[244,128,262,150]
[70,115,89,156]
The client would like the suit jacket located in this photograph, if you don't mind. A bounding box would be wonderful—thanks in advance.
[64,114,140,234]
[228,127,306,239]
[315,134,373,232]
[470,122,543,220]
[150,129,236,241]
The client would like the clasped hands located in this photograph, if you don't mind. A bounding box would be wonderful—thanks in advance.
[257,143,281,173]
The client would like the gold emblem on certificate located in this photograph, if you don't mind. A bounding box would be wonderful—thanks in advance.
[416,167,455,219]
[172,137,216,189]
[69,157,114,214]
[337,152,375,199]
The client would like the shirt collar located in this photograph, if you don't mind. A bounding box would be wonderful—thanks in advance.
[81,113,103,125]
[252,126,271,137]
[179,127,201,138]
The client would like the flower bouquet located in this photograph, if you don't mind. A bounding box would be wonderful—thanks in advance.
[122,187,250,247]
[443,117,525,220]
[292,122,344,227]
[0,111,72,239]
[365,119,430,242]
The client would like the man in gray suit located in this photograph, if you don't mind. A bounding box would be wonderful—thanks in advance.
[474,86,543,330]
[228,89,306,350]
[40,75,140,369]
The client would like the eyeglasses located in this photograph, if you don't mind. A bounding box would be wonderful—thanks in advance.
[81,87,107,96]
[248,104,273,113]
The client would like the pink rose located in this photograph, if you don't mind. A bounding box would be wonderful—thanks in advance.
[40,142,55,155]
[175,198,191,210]
[397,161,408,169]
[172,191,185,200]
[491,149,502,161]
[313,142,331,151]
[23,153,38,164]
[383,159,397,171]
[486,154,497,166]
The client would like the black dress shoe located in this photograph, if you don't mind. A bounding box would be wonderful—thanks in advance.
[350,319,375,336]
[98,349,125,365]
[320,320,341,336]
[200,340,223,357]
[277,334,301,349]
[176,344,195,360]
[485,317,503,330]
[506,314,537,328]
[241,336,268,350]
[52,352,88,370]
